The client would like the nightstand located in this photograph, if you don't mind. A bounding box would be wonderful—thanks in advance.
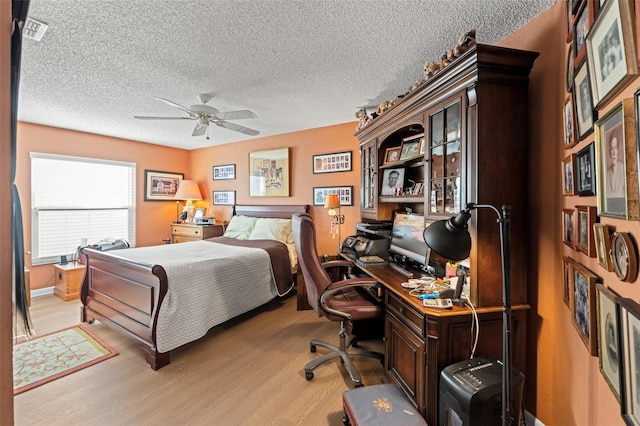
[170,223,224,243]
[54,263,86,301]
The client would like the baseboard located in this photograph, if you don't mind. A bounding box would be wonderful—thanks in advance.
[31,287,54,298]
[524,409,545,426]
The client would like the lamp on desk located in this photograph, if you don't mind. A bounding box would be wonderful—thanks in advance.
[324,194,345,251]
[423,202,520,426]
[174,180,202,223]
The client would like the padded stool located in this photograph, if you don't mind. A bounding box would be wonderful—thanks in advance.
[342,383,428,426]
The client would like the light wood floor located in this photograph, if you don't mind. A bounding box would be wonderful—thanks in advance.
[14,293,385,426]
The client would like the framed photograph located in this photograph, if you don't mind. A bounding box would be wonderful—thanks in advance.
[574,59,597,139]
[312,151,352,174]
[618,297,640,424]
[312,186,353,206]
[212,164,235,180]
[567,0,574,44]
[562,154,577,195]
[573,0,594,69]
[399,134,423,160]
[563,208,576,249]
[610,231,639,282]
[383,147,402,164]
[144,170,184,201]
[562,256,574,310]
[594,223,614,271]
[380,168,405,196]
[576,142,596,196]
[595,99,639,219]
[586,0,637,108]
[571,261,598,356]
[567,44,574,92]
[576,205,597,257]
[249,147,289,197]
[596,283,620,402]
[212,190,235,205]
[563,95,578,149]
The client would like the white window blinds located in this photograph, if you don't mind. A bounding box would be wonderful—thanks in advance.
[30,153,136,265]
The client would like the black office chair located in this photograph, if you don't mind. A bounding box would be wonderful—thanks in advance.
[292,213,384,387]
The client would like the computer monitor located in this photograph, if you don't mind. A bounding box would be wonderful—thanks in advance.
[388,213,429,267]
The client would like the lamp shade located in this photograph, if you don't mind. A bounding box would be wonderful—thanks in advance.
[423,209,472,261]
[324,194,340,209]
[174,180,202,201]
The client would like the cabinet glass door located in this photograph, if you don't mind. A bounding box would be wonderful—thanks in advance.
[361,141,377,212]
[428,101,462,216]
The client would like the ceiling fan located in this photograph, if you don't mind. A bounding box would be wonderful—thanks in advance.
[134,94,260,138]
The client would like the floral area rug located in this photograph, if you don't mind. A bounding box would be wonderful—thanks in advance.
[13,324,118,395]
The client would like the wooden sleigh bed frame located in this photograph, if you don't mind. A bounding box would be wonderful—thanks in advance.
[80,204,309,370]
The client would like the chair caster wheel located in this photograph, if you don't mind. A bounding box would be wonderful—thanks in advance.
[305,371,314,381]
[310,344,316,353]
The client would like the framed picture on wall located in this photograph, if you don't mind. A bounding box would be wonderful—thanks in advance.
[562,256,574,310]
[249,147,290,197]
[596,283,620,402]
[573,0,594,69]
[144,170,184,201]
[576,142,596,196]
[618,297,640,424]
[594,223,613,271]
[312,151,352,174]
[212,190,235,205]
[586,0,637,108]
[563,208,576,249]
[563,154,577,195]
[571,261,598,356]
[312,186,353,206]
[576,205,597,257]
[212,164,235,180]
[563,96,578,149]
[573,59,597,140]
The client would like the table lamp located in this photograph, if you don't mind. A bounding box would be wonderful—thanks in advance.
[174,180,202,223]
[423,202,519,426]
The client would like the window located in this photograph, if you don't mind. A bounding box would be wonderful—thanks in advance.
[31,153,136,265]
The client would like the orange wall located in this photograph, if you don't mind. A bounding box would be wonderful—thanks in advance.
[17,123,190,289]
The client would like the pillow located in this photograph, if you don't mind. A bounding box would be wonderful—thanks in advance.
[223,215,258,240]
[248,218,293,244]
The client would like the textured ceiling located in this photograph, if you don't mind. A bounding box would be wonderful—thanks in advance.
[19,0,554,150]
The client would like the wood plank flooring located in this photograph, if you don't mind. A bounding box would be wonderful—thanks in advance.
[14,293,385,425]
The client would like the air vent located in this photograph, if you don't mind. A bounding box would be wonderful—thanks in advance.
[24,17,48,41]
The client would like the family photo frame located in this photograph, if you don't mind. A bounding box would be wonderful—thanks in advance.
[618,297,640,425]
[563,154,577,195]
[312,151,352,174]
[594,223,614,271]
[380,168,405,197]
[596,283,620,402]
[399,134,424,160]
[574,59,597,140]
[571,261,598,356]
[563,96,578,149]
[586,0,637,108]
[576,142,596,196]
[594,99,639,219]
[383,147,402,164]
[576,205,597,257]
[563,208,576,249]
[573,0,594,70]
[563,256,574,310]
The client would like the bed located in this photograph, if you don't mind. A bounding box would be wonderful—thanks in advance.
[80,204,309,370]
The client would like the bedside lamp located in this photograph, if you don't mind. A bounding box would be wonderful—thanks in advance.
[174,180,202,223]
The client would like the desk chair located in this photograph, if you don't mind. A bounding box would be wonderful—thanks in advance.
[292,213,384,387]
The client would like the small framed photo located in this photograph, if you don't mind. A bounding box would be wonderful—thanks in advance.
[576,205,597,257]
[144,170,184,201]
[571,261,598,356]
[212,190,235,205]
[566,1,574,44]
[618,297,640,424]
[576,142,596,196]
[313,186,353,206]
[574,59,597,140]
[563,208,576,249]
[596,283,620,402]
[562,154,577,195]
[563,96,578,149]
[380,168,405,196]
[573,0,594,70]
[312,151,352,174]
[383,147,402,164]
[594,223,613,271]
[562,256,574,310]
[586,0,637,108]
[212,164,235,180]
[594,99,639,219]
[399,134,423,160]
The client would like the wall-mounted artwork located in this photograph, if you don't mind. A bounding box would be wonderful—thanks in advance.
[144,170,184,201]
[312,151,352,173]
[213,164,235,180]
[212,190,235,205]
[249,148,289,197]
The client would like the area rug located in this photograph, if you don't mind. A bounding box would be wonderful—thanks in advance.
[13,324,118,395]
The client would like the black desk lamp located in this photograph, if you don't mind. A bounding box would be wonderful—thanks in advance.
[423,202,517,426]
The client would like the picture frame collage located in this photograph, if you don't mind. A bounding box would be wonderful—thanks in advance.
[564,0,640,414]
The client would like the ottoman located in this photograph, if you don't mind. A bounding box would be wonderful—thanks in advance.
[342,383,428,425]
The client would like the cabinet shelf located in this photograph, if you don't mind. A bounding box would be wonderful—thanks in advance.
[380,156,424,169]
[380,195,423,203]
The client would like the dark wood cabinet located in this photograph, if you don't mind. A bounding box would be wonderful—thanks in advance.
[355,44,538,308]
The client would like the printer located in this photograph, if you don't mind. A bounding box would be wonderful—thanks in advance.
[340,234,389,260]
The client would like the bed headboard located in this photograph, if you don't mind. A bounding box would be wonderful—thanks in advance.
[232,204,309,219]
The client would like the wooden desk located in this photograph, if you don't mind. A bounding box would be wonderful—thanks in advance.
[346,256,529,426]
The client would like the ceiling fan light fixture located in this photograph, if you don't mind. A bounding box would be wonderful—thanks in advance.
[198,117,209,127]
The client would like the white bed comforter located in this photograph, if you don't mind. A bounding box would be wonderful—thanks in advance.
[113,240,278,352]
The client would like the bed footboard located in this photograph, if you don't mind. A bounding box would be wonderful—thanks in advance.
[80,247,169,370]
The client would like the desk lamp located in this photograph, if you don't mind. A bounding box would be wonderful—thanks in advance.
[423,202,519,426]
[174,180,202,223]
[324,194,345,251]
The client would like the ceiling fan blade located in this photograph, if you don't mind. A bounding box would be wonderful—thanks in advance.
[215,110,257,120]
[134,116,194,120]
[154,97,196,116]
[216,121,260,136]
[192,122,208,137]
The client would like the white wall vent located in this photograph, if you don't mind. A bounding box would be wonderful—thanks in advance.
[24,17,48,41]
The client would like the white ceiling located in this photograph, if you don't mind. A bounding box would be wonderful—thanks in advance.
[19,0,555,150]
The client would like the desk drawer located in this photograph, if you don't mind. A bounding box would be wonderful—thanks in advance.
[171,225,203,237]
[385,292,425,336]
